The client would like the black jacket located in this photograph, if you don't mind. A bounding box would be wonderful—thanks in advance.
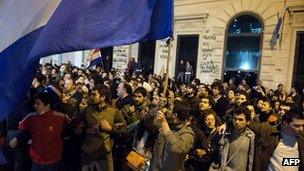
[212,96,230,120]
[115,95,135,110]
[248,122,304,171]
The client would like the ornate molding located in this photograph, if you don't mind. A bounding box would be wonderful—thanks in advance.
[288,5,304,25]
[294,13,304,24]
[288,6,304,13]
[175,13,209,21]
[175,19,204,31]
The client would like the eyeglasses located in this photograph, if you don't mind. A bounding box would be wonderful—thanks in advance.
[200,100,209,104]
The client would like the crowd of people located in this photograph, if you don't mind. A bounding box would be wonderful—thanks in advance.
[0,61,303,171]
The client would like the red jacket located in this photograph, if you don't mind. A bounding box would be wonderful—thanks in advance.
[19,110,69,164]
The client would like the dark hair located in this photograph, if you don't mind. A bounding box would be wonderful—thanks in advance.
[43,85,62,104]
[173,100,190,121]
[286,95,293,100]
[279,102,291,107]
[134,87,147,97]
[291,85,299,93]
[196,109,220,129]
[203,109,218,123]
[93,84,112,104]
[192,78,201,86]
[236,90,249,100]
[137,78,144,84]
[34,92,53,107]
[211,81,223,93]
[264,100,274,109]
[199,95,215,107]
[187,84,198,96]
[234,105,251,121]
[35,72,46,83]
[123,83,133,96]
[282,109,304,124]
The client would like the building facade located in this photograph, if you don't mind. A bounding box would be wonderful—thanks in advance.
[167,0,304,89]
[42,0,304,90]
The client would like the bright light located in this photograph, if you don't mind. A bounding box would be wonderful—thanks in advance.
[240,63,250,70]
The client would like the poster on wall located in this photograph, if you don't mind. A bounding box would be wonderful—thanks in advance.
[155,39,173,76]
[155,39,168,75]
[112,45,129,72]
[198,27,224,84]
[83,50,93,67]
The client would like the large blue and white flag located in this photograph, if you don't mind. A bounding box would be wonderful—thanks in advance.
[0,0,173,121]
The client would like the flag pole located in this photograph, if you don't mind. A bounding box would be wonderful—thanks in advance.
[279,0,287,50]
[162,37,173,96]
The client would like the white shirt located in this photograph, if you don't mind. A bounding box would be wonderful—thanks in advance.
[267,132,299,171]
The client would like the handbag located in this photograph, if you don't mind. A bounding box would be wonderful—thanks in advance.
[126,150,147,171]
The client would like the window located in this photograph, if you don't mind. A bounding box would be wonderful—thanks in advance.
[224,14,263,86]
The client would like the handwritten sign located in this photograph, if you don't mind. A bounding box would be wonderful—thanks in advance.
[200,60,220,74]
[197,27,224,84]
[155,39,172,75]
[157,39,169,59]
[113,45,129,70]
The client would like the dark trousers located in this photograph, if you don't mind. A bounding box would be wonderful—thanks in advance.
[7,148,31,171]
[177,72,185,84]
[31,161,61,171]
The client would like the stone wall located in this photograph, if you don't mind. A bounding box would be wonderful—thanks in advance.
[41,0,304,90]
[158,0,304,90]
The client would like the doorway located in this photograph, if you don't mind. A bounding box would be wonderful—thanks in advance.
[176,35,199,78]
[292,31,304,91]
[138,41,156,75]
[100,47,113,71]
